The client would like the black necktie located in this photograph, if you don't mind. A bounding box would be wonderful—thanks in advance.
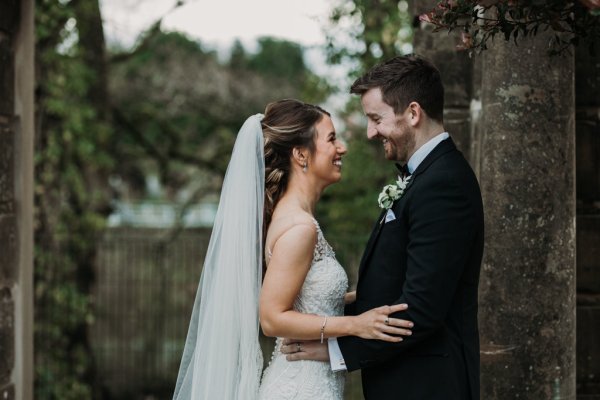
[395,163,410,178]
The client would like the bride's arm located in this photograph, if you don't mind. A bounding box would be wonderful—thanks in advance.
[259,223,412,342]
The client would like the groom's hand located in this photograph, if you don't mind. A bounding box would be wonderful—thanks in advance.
[281,338,329,362]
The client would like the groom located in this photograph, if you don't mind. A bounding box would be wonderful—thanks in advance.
[284,55,484,399]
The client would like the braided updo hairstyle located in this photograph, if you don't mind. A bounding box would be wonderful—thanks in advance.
[262,99,330,238]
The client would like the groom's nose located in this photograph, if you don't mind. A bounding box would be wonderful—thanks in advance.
[366,121,378,139]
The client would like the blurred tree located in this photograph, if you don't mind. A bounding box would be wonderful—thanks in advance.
[34,1,333,398]
[35,0,112,398]
[229,39,249,71]
[109,31,332,207]
[326,0,413,72]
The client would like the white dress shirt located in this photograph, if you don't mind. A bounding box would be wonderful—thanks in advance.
[327,131,450,371]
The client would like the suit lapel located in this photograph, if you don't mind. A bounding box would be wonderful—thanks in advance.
[357,138,458,279]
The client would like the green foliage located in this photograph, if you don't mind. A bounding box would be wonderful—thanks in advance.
[35,1,335,398]
[326,0,413,73]
[34,0,114,398]
[110,31,332,203]
[248,37,306,79]
[421,0,600,55]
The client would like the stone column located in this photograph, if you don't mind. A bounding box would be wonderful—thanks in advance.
[575,42,600,397]
[478,33,576,398]
[0,0,34,399]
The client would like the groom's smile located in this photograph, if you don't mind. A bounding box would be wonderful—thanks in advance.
[361,88,416,164]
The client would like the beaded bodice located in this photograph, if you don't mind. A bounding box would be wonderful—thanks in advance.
[258,219,348,400]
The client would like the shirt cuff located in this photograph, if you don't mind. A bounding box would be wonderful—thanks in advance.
[327,338,347,371]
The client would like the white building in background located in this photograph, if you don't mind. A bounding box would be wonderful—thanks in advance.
[108,201,218,228]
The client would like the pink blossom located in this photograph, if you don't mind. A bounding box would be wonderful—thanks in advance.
[461,31,473,48]
[419,13,433,23]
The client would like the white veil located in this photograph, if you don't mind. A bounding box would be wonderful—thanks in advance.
[173,114,265,400]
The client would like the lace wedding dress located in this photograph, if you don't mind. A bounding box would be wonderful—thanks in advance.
[258,219,348,400]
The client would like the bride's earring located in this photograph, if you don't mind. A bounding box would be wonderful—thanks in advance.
[303,162,308,173]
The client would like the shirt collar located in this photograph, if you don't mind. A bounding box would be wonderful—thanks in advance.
[406,132,450,174]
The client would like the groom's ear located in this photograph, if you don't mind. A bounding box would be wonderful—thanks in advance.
[407,102,423,127]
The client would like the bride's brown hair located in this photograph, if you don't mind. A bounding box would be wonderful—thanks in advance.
[261,99,330,239]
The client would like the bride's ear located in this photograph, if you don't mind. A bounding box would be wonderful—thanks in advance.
[292,147,308,169]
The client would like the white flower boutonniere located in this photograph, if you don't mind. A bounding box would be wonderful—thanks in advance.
[377,175,411,209]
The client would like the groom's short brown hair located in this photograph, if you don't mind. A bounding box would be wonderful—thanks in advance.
[350,55,444,123]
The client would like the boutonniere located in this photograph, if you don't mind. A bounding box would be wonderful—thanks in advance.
[377,175,411,209]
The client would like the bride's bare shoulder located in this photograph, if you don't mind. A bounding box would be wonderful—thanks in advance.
[266,210,317,253]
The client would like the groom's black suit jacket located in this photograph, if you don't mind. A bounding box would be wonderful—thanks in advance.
[338,138,484,400]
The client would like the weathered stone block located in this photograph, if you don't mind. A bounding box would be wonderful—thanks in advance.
[0,39,13,117]
[444,108,471,160]
[0,288,14,385]
[0,123,14,215]
[0,216,16,284]
[478,31,576,399]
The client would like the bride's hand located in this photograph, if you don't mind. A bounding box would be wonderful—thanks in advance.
[353,304,413,342]
[344,291,356,304]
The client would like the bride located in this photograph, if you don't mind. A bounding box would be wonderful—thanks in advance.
[172,99,413,400]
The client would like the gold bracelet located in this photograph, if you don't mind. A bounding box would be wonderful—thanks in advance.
[320,316,328,343]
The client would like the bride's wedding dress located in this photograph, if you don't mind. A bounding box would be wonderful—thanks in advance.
[258,219,348,400]
[172,115,349,400]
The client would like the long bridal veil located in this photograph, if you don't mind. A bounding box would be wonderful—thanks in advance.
[173,114,265,400]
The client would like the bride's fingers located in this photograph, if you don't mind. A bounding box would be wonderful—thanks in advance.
[381,325,412,337]
[384,318,414,329]
[377,332,404,343]
[387,303,408,313]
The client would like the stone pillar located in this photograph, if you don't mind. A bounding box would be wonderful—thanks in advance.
[0,0,34,399]
[478,33,576,398]
[575,42,600,397]
[410,0,480,170]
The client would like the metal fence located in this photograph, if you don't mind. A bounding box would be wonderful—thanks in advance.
[93,227,366,399]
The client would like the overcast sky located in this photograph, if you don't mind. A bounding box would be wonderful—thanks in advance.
[99,0,352,111]
[100,0,333,52]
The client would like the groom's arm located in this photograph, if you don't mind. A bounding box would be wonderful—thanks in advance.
[338,167,481,371]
